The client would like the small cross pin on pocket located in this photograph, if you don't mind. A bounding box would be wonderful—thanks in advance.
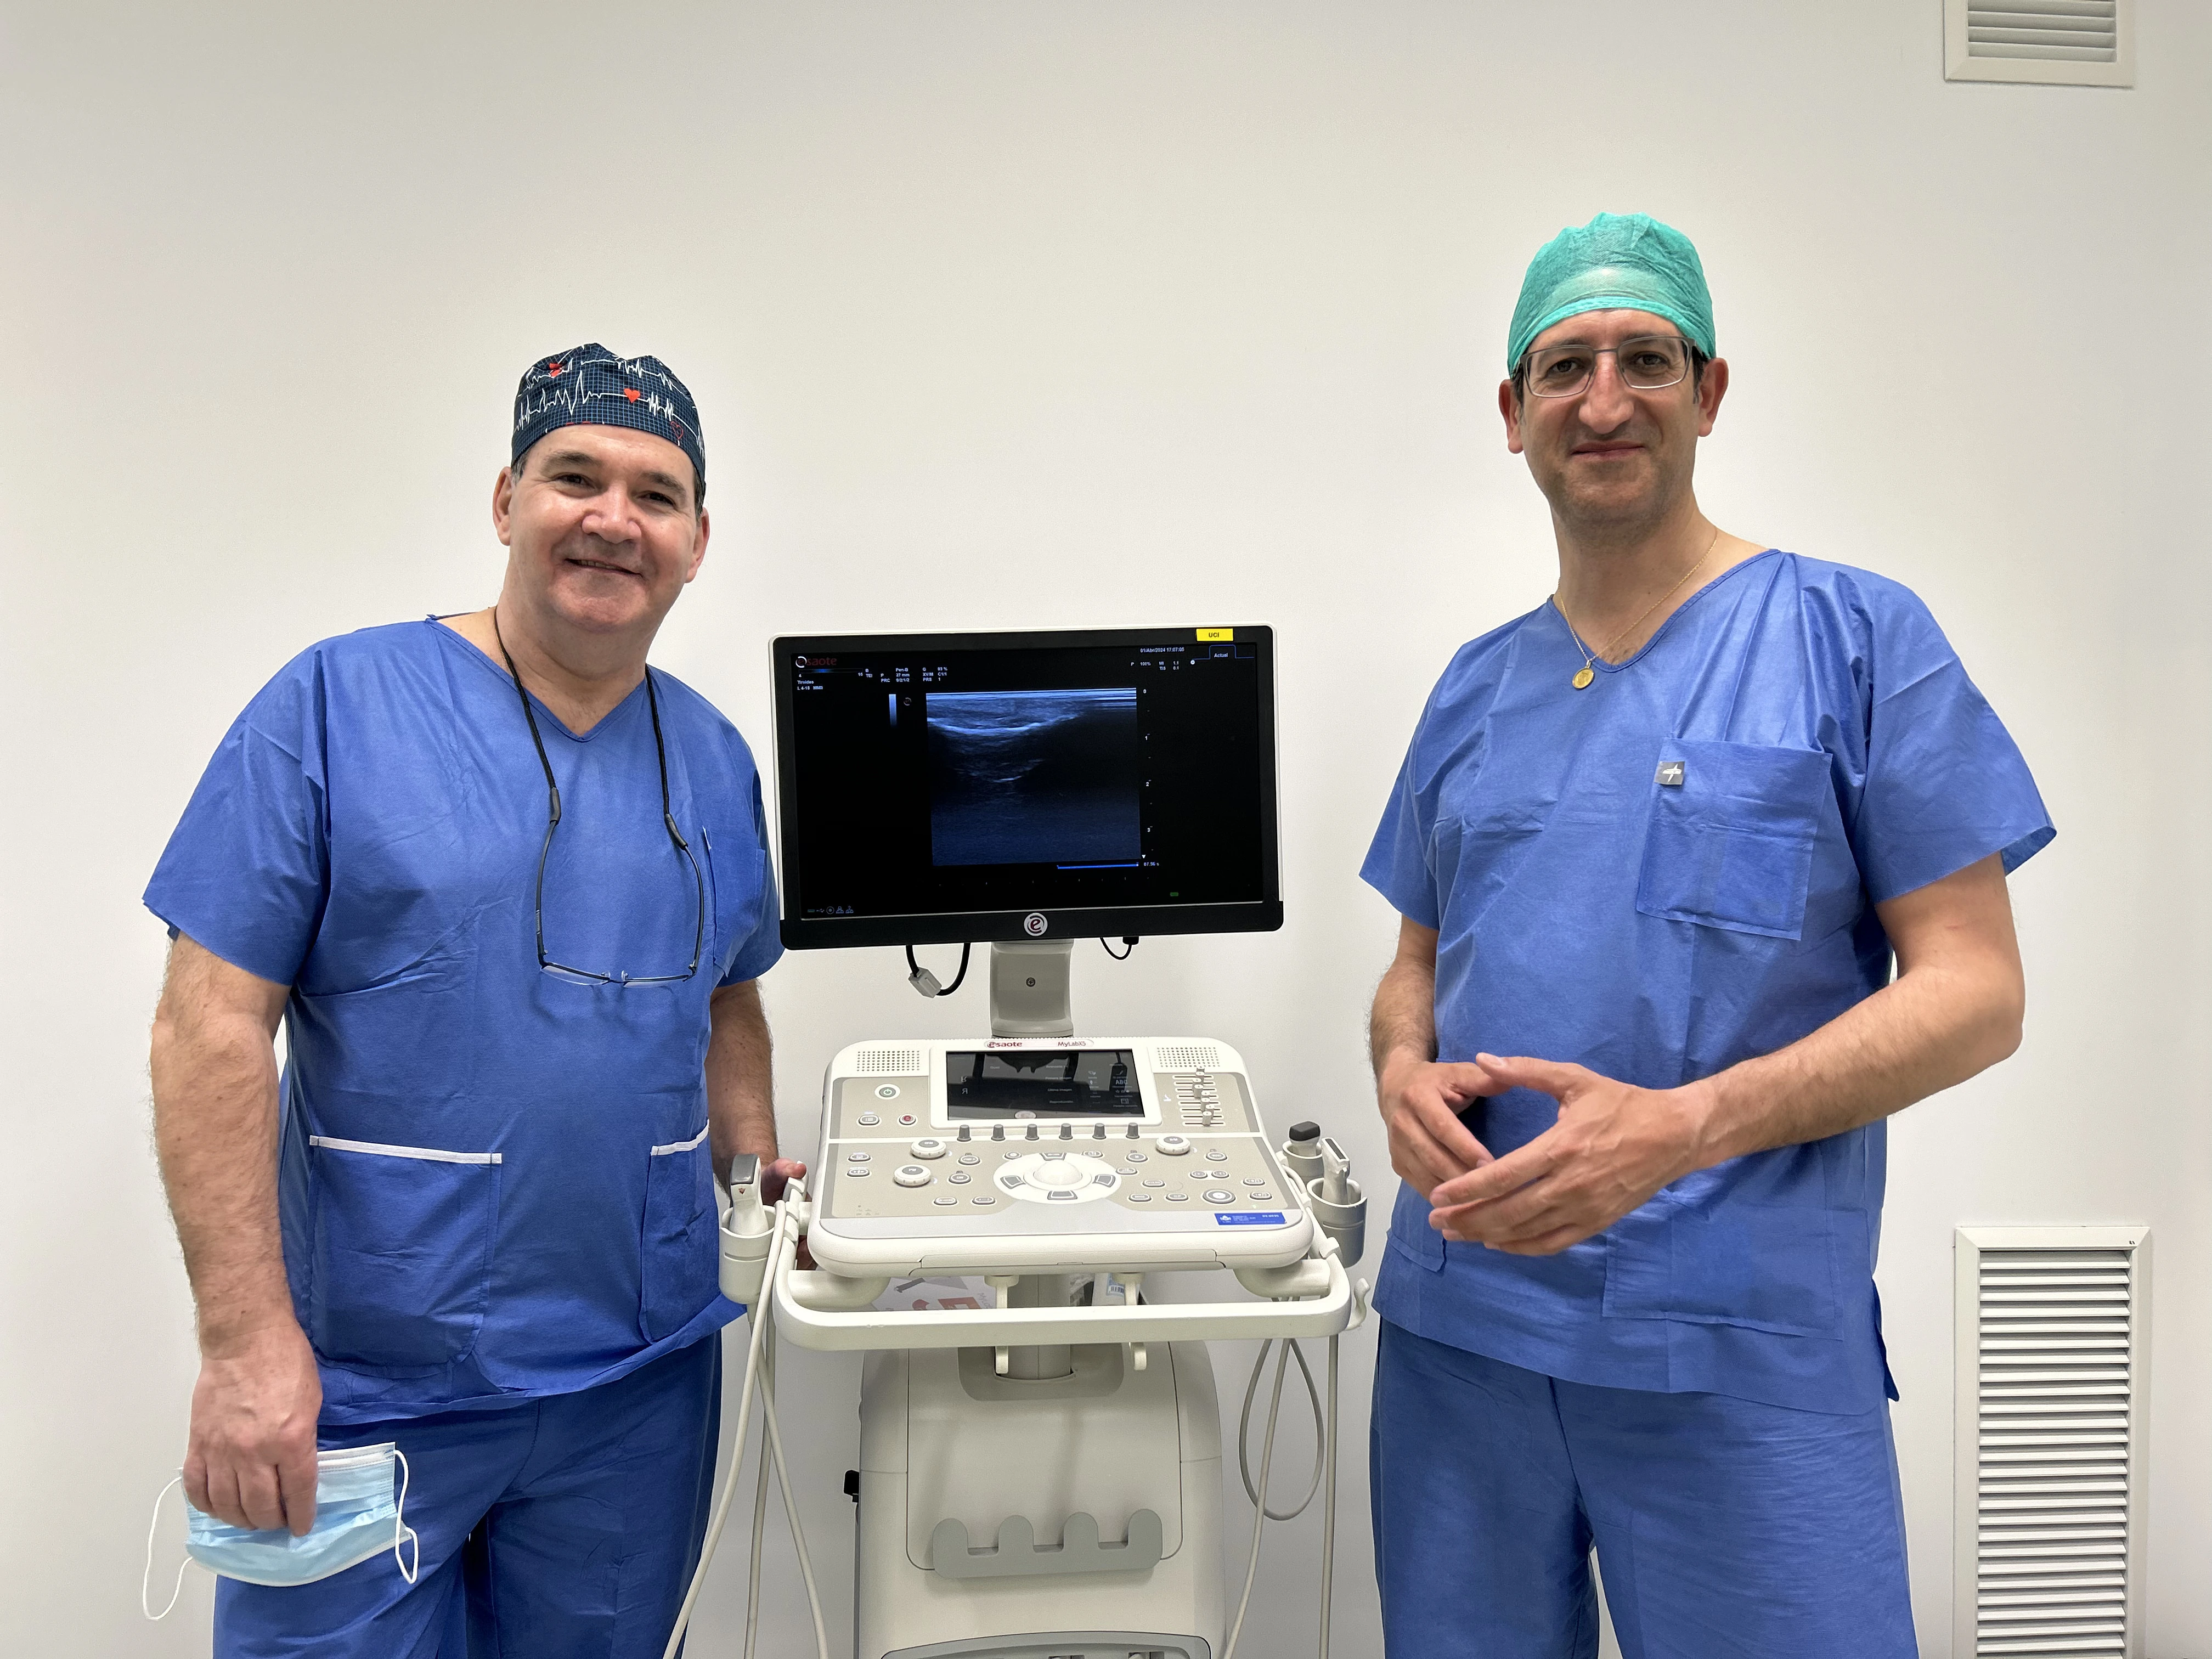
[1656,760,1685,787]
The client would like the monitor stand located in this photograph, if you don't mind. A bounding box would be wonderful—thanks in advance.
[988,939,1074,1039]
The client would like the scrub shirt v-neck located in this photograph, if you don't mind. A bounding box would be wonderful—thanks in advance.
[1361,551,2051,1412]
[146,618,783,1424]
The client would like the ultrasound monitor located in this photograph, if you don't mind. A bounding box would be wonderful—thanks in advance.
[771,625,1280,949]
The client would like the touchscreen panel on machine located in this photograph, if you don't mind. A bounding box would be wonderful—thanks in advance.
[772,627,1279,947]
[944,1049,1144,1118]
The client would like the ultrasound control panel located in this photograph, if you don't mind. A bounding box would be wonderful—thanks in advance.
[805,1038,1312,1278]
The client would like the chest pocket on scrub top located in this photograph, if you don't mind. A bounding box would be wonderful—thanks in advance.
[306,1137,500,1372]
[1634,740,1830,940]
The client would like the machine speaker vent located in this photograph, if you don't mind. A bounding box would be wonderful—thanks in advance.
[1153,1044,1221,1071]
[852,1047,928,1076]
[1955,1226,2148,1659]
[1945,0,2131,86]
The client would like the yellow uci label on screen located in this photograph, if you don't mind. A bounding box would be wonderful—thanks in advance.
[1197,628,1234,641]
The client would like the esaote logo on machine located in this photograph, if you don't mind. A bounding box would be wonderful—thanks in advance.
[1023,913,1048,936]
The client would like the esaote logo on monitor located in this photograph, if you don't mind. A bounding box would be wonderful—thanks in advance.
[1023,913,1048,936]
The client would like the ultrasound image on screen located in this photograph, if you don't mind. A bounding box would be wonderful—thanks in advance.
[926,688,1142,867]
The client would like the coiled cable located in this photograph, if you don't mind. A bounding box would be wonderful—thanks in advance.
[1235,1337,1325,1520]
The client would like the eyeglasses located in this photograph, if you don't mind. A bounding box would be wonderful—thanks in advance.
[494,616,704,986]
[1520,334,1694,398]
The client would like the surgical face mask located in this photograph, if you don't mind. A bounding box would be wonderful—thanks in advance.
[143,1442,419,1617]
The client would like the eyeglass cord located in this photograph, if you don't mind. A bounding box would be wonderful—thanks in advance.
[492,608,704,983]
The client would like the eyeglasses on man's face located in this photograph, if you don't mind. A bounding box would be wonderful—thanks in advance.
[1520,334,1694,399]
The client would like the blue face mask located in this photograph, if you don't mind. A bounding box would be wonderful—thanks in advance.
[143,1442,420,1617]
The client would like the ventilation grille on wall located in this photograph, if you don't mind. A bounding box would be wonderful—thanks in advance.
[851,1047,928,1076]
[1153,1043,1222,1071]
[1945,1,2133,86]
[1955,1226,2149,1659]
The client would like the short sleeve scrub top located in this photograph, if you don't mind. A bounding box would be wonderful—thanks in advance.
[1362,552,2052,1413]
[146,618,784,1424]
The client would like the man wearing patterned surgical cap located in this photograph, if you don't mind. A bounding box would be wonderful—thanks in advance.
[1361,213,2053,1655]
[146,343,795,1656]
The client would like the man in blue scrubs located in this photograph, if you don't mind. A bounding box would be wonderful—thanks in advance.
[146,346,793,1655]
[1363,216,2052,1657]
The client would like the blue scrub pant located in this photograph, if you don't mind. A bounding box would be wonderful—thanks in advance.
[216,1336,721,1658]
[1370,1320,1916,1658]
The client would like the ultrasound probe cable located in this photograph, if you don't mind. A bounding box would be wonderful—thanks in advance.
[1223,1329,1344,1659]
[661,1198,830,1659]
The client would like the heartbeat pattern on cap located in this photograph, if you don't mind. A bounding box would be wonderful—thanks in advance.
[511,343,705,493]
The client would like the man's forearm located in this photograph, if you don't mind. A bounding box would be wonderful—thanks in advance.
[151,991,293,1347]
[706,980,777,1182]
[1685,955,2024,1169]
[1422,857,2024,1254]
[1370,957,1441,1077]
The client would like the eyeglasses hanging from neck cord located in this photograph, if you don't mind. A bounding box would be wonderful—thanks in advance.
[494,610,705,985]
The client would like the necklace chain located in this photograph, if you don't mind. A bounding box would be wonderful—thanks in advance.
[1553,524,1724,689]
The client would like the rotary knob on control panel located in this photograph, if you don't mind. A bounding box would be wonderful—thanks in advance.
[910,1138,946,1160]
[893,1165,932,1188]
[1156,1135,1192,1155]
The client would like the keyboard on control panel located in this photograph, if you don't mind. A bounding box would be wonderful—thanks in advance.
[808,1039,1311,1277]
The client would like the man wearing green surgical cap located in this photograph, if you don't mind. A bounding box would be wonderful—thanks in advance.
[1359,212,2053,1656]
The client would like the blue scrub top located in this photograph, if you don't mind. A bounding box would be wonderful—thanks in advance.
[1362,551,2052,1413]
[146,618,783,1424]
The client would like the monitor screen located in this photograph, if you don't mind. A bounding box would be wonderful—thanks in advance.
[771,625,1280,948]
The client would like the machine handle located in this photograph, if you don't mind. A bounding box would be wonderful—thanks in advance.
[770,1244,1362,1352]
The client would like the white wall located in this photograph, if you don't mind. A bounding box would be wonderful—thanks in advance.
[3,3,2205,1653]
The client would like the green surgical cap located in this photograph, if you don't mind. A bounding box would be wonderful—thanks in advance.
[1506,212,1716,371]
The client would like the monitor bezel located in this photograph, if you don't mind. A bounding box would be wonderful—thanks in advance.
[770,624,1283,950]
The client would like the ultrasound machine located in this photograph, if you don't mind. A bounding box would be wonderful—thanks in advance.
[663,627,1368,1659]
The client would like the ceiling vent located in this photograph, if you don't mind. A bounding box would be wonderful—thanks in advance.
[1945,1,2134,87]
[1954,1225,2149,1659]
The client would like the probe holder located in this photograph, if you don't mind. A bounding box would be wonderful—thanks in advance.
[928,1510,1166,1579]
[1304,1176,1367,1268]
[717,1190,776,1306]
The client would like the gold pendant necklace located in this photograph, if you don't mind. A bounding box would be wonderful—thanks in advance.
[1553,526,1723,691]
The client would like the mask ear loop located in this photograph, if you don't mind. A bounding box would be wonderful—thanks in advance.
[392,1450,420,1584]
[142,1476,190,1620]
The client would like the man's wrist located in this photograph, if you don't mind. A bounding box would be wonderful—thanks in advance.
[1664,1074,1738,1172]
[1374,1046,1431,1088]
[198,1309,309,1361]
